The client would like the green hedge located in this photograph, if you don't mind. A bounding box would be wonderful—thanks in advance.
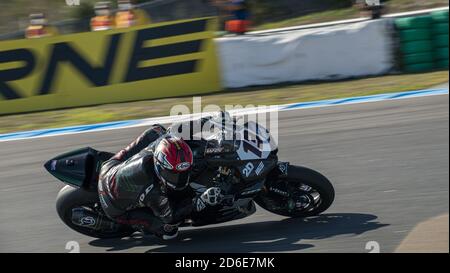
[396,11,449,73]
[401,40,433,54]
[395,16,432,29]
[403,52,435,65]
[431,10,449,23]
[434,34,449,47]
[435,47,449,60]
[436,59,449,69]
[433,23,449,34]
[400,28,432,42]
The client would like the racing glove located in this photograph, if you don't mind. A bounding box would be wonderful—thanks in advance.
[193,187,223,212]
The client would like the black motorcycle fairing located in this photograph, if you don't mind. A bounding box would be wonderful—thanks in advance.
[44,147,113,191]
[188,198,257,227]
[237,159,277,181]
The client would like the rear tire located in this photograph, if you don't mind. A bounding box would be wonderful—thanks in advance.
[56,185,134,239]
[255,165,335,218]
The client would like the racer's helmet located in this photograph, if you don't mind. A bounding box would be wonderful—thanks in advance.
[154,135,193,191]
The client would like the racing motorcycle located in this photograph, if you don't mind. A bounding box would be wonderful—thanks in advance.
[44,116,335,239]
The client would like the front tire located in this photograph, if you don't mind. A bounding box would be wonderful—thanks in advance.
[255,165,335,218]
[56,185,134,239]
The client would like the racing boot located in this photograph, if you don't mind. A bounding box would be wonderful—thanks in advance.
[71,207,120,231]
[152,223,179,240]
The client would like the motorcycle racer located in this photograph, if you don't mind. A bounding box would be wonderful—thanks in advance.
[48,111,335,240]
[97,119,223,240]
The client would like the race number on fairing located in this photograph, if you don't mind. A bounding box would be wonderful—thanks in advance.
[236,121,275,160]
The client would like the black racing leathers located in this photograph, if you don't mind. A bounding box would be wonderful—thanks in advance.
[98,125,193,234]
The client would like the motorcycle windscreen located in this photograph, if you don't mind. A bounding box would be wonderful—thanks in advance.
[44,147,97,188]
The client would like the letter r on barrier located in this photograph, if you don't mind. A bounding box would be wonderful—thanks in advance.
[0,48,35,100]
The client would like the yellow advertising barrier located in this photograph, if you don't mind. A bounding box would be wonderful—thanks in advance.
[0,17,221,115]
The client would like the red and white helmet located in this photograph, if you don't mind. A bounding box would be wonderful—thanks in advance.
[154,135,193,190]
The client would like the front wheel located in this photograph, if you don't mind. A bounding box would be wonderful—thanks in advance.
[255,165,335,218]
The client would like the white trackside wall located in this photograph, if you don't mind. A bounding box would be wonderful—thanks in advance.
[216,19,394,88]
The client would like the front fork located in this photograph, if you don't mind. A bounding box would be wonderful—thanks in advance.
[261,162,311,212]
[263,161,290,195]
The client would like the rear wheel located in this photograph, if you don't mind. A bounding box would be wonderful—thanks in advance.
[56,185,134,239]
[255,165,335,218]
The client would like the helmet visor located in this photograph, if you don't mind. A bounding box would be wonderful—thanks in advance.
[156,163,190,190]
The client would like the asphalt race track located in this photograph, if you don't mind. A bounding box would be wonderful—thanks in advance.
[0,92,448,253]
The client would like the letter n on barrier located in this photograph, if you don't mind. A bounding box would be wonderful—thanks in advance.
[0,48,35,100]
[38,33,121,95]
